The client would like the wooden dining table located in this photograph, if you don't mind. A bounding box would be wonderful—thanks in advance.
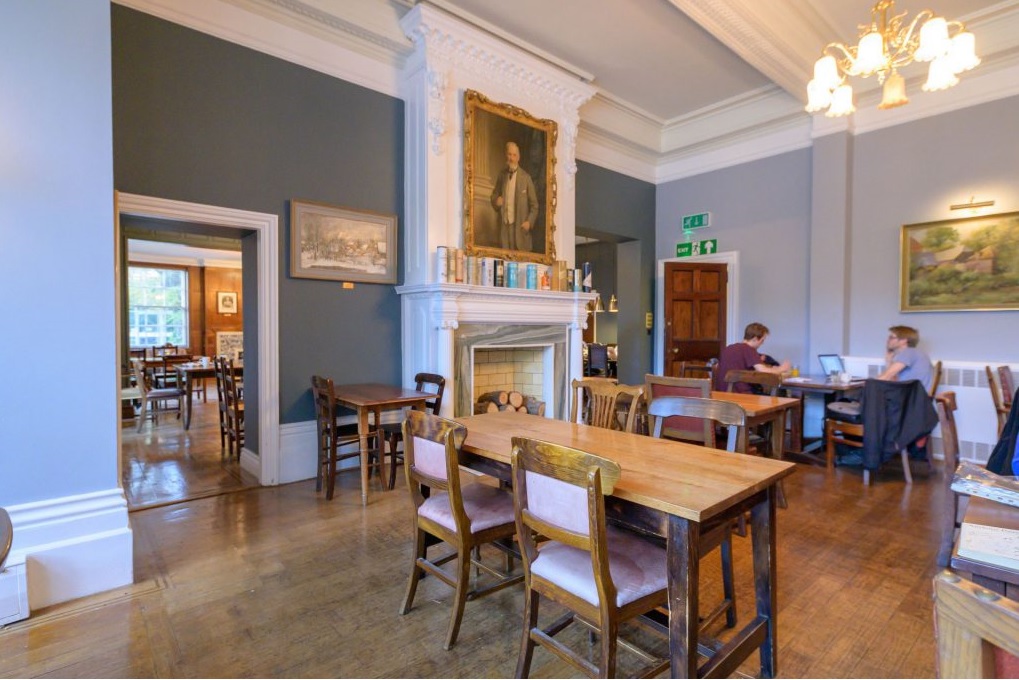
[454,410,796,678]
[175,361,243,430]
[780,375,865,461]
[331,383,434,506]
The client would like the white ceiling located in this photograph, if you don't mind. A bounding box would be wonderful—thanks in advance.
[128,239,242,268]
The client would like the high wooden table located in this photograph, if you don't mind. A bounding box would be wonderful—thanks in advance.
[331,383,433,505]
[455,411,796,678]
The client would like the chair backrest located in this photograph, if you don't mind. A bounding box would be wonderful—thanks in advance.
[130,359,152,396]
[310,374,335,447]
[569,378,643,432]
[413,372,446,415]
[587,343,609,375]
[987,365,1008,436]
[724,369,781,396]
[214,356,229,406]
[222,358,242,410]
[935,391,960,568]
[511,436,621,605]
[930,360,943,396]
[644,373,713,444]
[402,410,469,530]
[677,359,717,381]
[0,507,12,573]
[999,366,1016,410]
[934,571,1019,678]
[647,395,747,453]
[152,343,178,358]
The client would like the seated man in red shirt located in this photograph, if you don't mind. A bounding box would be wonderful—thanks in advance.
[713,322,790,393]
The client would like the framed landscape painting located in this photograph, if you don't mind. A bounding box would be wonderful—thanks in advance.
[462,89,557,265]
[290,199,397,284]
[900,211,1019,311]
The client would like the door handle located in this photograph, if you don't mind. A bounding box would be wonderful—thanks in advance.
[672,348,678,354]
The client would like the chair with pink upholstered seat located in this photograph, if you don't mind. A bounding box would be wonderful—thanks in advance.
[511,436,670,679]
[398,410,521,650]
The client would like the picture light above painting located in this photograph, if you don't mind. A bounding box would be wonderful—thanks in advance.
[900,211,1019,312]
[289,199,397,284]
[462,89,557,266]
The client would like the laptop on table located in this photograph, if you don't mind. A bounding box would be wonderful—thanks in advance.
[818,354,844,376]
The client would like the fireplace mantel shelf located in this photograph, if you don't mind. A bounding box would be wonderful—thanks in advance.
[396,283,596,328]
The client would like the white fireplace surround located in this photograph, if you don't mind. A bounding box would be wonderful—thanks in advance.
[396,284,595,419]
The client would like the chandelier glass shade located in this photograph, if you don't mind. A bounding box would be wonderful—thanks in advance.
[806,0,979,117]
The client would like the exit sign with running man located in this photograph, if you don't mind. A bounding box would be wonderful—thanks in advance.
[681,212,710,231]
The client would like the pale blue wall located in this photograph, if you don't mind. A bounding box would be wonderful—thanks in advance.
[655,150,813,370]
[847,95,1019,362]
[0,0,116,505]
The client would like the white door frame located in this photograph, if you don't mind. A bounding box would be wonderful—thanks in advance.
[117,192,281,485]
[654,250,740,375]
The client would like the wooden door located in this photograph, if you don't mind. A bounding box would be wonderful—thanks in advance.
[663,262,727,376]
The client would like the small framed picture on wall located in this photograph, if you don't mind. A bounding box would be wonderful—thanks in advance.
[217,291,238,314]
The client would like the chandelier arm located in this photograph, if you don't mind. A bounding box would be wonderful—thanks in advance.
[887,9,935,67]
[822,42,858,78]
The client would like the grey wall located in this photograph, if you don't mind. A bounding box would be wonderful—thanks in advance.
[0,0,116,505]
[112,6,404,424]
[575,161,656,383]
[655,150,813,370]
[848,95,1019,362]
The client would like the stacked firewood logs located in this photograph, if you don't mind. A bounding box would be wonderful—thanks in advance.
[474,390,546,416]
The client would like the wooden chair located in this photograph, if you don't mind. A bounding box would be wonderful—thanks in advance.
[0,507,12,573]
[998,365,1015,411]
[383,372,445,490]
[130,359,181,432]
[677,358,717,381]
[310,375,380,501]
[511,436,669,678]
[935,392,963,569]
[987,366,1010,437]
[569,378,643,433]
[646,394,748,630]
[644,373,713,445]
[930,360,944,396]
[399,410,521,650]
[151,343,178,358]
[222,358,244,459]
[934,570,1019,678]
[723,369,781,396]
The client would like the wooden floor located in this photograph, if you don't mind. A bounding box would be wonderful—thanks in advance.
[121,387,259,511]
[0,443,949,678]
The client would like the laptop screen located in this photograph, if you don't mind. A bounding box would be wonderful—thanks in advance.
[818,354,844,375]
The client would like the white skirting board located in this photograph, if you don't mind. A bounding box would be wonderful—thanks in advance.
[2,488,133,617]
[278,412,406,485]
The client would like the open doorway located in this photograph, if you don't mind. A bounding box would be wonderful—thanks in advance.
[115,192,281,507]
[121,233,255,509]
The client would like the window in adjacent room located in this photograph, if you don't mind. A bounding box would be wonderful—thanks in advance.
[128,265,188,347]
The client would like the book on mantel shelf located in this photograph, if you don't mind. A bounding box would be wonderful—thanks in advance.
[958,496,1019,571]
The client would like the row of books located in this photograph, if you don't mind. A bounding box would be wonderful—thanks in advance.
[436,246,593,292]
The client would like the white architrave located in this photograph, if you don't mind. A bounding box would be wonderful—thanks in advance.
[117,193,281,485]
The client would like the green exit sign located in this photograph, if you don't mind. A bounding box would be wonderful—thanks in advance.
[681,212,711,231]
[676,239,718,258]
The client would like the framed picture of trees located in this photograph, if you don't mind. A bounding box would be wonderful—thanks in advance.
[900,211,1019,311]
[289,199,397,284]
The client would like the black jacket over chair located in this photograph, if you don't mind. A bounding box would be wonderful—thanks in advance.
[861,379,938,471]
[987,387,1019,475]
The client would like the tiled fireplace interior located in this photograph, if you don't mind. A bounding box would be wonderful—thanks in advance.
[472,346,553,407]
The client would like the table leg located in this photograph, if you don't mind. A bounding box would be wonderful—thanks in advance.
[358,407,370,506]
[769,412,789,509]
[183,372,194,430]
[667,515,699,678]
[750,489,779,679]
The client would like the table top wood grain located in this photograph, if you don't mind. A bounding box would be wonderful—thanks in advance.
[455,411,795,524]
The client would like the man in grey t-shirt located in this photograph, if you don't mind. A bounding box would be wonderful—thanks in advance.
[877,325,933,391]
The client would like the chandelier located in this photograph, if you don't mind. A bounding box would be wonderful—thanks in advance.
[806,0,980,117]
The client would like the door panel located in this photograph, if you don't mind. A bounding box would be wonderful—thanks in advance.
[664,262,727,376]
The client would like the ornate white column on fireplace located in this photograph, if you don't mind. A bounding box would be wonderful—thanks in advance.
[395,5,597,410]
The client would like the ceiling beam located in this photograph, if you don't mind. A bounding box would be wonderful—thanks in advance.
[667,0,839,102]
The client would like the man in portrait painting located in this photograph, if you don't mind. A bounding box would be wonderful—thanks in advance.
[490,141,538,252]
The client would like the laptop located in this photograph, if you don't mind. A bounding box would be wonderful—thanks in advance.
[817,353,845,376]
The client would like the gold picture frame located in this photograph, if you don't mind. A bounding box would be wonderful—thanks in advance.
[900,211,1019,312]
[290,199,397,284]
[463,90,557,265]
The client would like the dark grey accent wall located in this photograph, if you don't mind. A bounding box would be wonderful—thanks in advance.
[575,161,656,383]
[112,5,404,424]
